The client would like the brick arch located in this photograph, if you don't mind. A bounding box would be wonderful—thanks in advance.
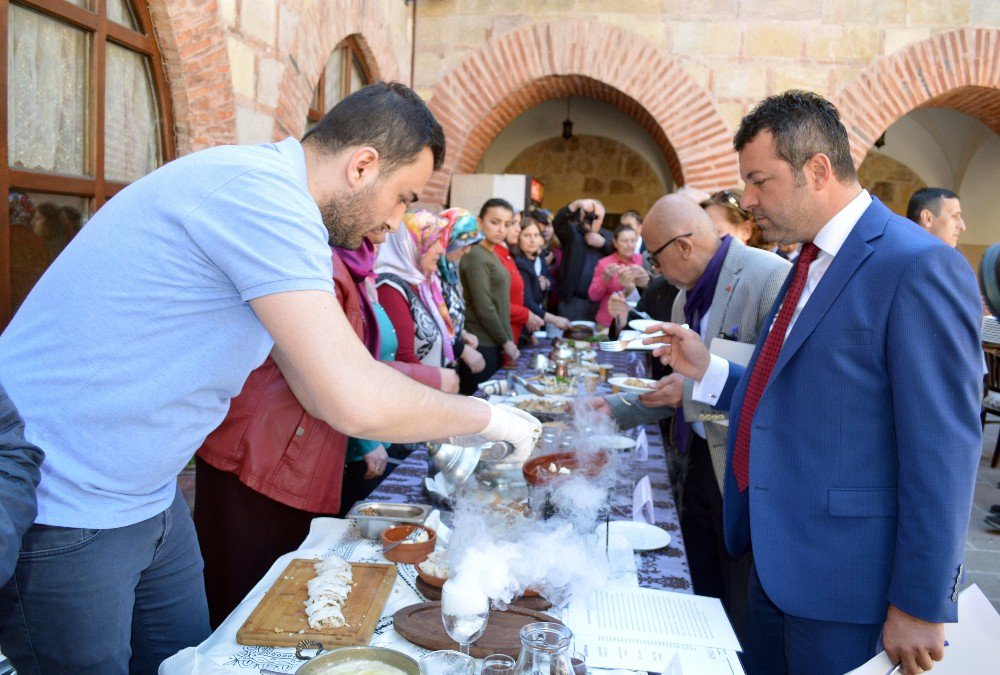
[834,27,1000,166]
[148,0,236,153]
[424,19,737,206]
[271,0,404,139]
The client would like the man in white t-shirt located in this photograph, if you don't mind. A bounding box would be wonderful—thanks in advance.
[0,82,539,674]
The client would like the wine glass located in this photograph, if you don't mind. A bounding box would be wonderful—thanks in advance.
[440,581,490,656]
[419,650,474,675]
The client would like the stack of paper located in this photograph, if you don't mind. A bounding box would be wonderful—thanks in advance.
[563,586,744,673]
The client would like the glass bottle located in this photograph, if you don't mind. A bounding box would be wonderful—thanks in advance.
[514,622,576,675]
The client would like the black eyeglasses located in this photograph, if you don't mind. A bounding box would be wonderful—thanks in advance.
[645,232,692,268]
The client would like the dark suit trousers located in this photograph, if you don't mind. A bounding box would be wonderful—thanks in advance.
[744,564,883,675]
[680,434,751,640]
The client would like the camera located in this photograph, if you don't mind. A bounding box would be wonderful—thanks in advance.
[578,209,598,228]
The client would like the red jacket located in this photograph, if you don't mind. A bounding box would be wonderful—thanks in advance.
[196,251,439,514]
[494,245,530,342]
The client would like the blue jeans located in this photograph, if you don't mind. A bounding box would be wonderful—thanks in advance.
[0,487,210,674]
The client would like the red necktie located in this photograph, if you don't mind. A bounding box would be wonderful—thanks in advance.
[733,242,820,492]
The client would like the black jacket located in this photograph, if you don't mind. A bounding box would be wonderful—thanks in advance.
[0,382,44,584]
[552,206,613,299]
[514,254,549,319]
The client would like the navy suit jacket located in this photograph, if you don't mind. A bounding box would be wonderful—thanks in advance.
[714,197,982,625]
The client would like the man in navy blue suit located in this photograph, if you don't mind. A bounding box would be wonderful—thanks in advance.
[653,92,982,674]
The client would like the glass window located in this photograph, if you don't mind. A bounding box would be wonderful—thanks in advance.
[105,44,161,183]
[8,4,89,174]
[8,191,89,313]
[322,47,344,110]
[307,37,371,126]
[2,0,174,325]
[350,56,365,96]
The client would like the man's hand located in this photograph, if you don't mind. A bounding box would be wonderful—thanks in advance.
[462,330,479,349]
[503,340,520,362]
[579,396,611,417]
[450,401,541,462]
[639,373,683,408]
[584,231,606,249]
[527,312,545,332]
[882,604,946,674]
[439,368,460,394]
[607,292,631,325]
[569,198,599,215]
[648,322,711,380]
[460,346,486,374]
[363,445,389,479]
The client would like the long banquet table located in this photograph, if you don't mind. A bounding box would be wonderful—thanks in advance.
[160,339,689,674]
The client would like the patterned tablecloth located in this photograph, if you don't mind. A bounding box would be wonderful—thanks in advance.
[160,340,690,674]
[371,341,691,593]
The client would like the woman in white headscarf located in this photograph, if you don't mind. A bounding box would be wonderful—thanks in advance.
[375,211,460,393]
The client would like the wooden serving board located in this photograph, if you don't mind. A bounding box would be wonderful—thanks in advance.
[237,559,396,648]
[393,601,558,658]
[414,577,551,611]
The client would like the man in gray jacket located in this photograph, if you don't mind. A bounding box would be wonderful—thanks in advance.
[603,193,789,636]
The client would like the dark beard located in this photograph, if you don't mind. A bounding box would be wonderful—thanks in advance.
[318,182,378,249]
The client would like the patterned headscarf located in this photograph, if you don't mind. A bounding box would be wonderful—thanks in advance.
[375,211,455,360]
[437,207,483,285]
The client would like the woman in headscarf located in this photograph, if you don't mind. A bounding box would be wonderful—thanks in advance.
[438,208,487,381]
[375,211,460,391]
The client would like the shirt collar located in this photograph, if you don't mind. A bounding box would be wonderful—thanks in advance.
[812,189,872,258]
[272,137,309,191]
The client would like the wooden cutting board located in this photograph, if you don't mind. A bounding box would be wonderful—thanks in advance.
[393,601,558,658]
[414,577,551,612]
[237,559,396,648]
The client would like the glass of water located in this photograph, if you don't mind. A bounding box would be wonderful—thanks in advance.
[418,650,474,675]
[440,582,489,656]
[481,653,517,674]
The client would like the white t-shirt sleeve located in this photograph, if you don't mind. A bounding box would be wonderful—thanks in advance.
[184,168,334,302]
[692,353,731,405]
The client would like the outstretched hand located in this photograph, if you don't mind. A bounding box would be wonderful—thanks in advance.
[647,322,711,381]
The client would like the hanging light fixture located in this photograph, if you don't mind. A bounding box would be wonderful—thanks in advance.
[562,97,573,141]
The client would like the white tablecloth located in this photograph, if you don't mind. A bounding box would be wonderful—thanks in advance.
[160,516,640,674]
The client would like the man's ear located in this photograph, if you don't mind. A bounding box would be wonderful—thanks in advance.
[346,146,380,189]
[806,152,834,191]
[919,208,934,229]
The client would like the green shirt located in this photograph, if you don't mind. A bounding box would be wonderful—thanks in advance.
[460,244,513,348]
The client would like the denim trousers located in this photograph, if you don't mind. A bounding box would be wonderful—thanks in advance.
[0,487,210,674]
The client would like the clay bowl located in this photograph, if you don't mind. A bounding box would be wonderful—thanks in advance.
[416,565,447,589]
[380,524,436,564]
[522,450,610,487]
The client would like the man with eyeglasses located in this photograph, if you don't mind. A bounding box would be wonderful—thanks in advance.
[600,193,789,638]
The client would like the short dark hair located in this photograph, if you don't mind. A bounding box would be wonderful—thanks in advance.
[479,198,514,219]
[734,90,856,182]
[302,81,445,174]
[526,208,552,226]
[621,210,642,224]
[906,187,959,224]
[613,224,636,239]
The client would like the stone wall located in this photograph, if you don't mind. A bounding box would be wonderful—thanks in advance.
[857,151,927,217]
[502,135,667,216]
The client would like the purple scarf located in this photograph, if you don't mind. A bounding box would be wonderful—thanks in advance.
[333,239,380,357]
[674,235,732,452]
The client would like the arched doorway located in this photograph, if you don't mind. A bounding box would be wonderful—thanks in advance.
[424,19,736,207]
[835,28,1000,269]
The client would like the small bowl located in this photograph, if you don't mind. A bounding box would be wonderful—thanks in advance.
[381,525,436,564]
[296,646,418,674]
[522,450,610,487]
[416,565,448,589]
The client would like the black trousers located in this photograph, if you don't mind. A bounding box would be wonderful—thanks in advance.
[680,434,751,640]
[193,457,328,628]
[458,345,503,395]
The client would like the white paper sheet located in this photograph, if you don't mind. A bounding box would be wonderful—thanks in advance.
[564,586,742,653]
[847,584,1000,675]
[633,475,654,524]
[576,633,744,673]
[708,337,755,367]
[634,427,649,462]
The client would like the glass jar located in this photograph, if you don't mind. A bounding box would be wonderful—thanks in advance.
[514,622,575,675]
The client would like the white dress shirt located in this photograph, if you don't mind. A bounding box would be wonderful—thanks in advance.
[693,189,873,404]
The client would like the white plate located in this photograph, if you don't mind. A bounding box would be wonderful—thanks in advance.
[628,319,662,332]
[608,376,658,394]
[591,434,636,451]
[596,521,671,551]
[616,329,663,351]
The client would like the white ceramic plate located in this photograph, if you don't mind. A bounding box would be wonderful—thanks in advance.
[608,376,658,394]
[628,319,662,332]
[591,434,636,451]
[616,329,663,351]
[596,521,671,551]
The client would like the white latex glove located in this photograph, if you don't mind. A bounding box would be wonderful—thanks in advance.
[449,398,541,462]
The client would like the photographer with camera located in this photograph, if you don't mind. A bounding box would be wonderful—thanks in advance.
[551,198,614,321]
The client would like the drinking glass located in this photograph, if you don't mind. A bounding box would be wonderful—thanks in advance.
[418,649,474,675]
[440,584,489,656]
[481,654,517,674]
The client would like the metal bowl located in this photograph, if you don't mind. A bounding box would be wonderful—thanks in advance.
[427,443,480,491]
[296,646,418,674]
[346,501,432,540]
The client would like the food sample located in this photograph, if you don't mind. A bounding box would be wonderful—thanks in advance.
[411,528,430,544]
[304,555,353,629]
[623,377,656,389]
[548,462,571,475]
[321,662,407,675]
[511,397,570,415]
[528,375,577,396]
[419,548,449,579]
